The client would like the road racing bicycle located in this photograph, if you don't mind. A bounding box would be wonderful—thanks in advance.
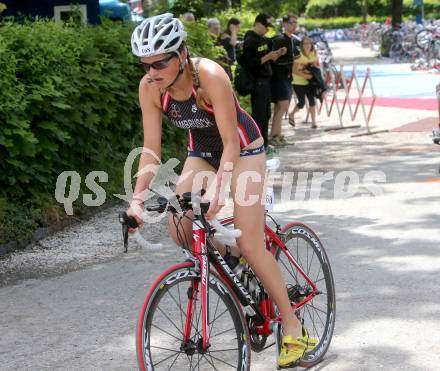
[119,159,336,370]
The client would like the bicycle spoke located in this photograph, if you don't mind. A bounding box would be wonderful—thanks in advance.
[202,353,220,371]
[150,345,181,353]
[192,352,201,371]
[305,305,320,339]
[209,308,229,330]
[307,302,328,316]
[157,306,185,337]
[190,300,202,343]
[208,293,222,339]
[314,265,323,285]
[307,243,315,275]
[151,323,182,342]
[176,284,184,331]
[166,288,193,331]
[167,352,182,371]
[167,287,201,337]
[211,326,236,339]
[279,257,299,284]
[153,349,184,367]
[208,347,240,353]
[306,303,326,330]
[306,238,310,273]
[205,352,237,368]
[296,238,303,277]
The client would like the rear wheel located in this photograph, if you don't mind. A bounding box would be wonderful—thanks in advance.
[137,263,251,370]
[274,223,336,368]
[416,29,432,51]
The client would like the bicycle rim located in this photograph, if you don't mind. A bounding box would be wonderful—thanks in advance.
[275,223,336,367]
[137,265,251,371]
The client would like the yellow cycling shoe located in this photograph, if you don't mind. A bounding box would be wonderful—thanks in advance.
[302,326,319,350]
[277,335,307,368]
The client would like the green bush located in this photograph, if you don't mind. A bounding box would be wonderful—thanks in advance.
[404,0,439,19]
[300,16,387,29]
[1,19,141,194]
[0,15,225,246]
[305,0,439,18]
[0,19,185,244]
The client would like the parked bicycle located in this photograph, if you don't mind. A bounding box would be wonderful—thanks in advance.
[119,159,336,370]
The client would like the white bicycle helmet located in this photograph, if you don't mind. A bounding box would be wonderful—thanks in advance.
[131,13,187,57]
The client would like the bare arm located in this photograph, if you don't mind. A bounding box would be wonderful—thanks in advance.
[261,47,287,64]
[132,75,163,204]
[293,60,312,79]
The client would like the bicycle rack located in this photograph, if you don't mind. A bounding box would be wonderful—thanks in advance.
[320,64,360,132]
[349,65,388,137]
[289,62,386,136]
[315,64,387,136]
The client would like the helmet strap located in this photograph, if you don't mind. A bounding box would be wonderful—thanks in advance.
[165,53,186,90]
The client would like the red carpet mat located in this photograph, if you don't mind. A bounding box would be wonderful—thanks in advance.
[336,97,437,110]
[391,117,438,132]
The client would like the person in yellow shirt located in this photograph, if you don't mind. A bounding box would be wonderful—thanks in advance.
[289,36,318,128]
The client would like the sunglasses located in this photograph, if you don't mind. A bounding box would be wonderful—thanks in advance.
[139,54,176,73]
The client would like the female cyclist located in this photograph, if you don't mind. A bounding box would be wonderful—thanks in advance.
[126,13,313,368]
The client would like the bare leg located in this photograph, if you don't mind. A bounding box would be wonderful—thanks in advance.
[231,152,301,339]
[168,156,216,246]
[288,105,300,124]
[270,100,289,138]
[168,156,235,257]
[310,105,317,128]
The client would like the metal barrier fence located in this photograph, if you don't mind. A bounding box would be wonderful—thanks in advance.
[316,64,387,136]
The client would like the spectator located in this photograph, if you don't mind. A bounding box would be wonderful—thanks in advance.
[241,13,287,148]
[290,36,318,128]
[182,12,195,23]
[207,18,221,37]
[219,17,241,64]
[207,17,233,80]
[269,14,300,146]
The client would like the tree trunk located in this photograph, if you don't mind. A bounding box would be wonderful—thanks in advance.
[361,0,368,23]
[391,0,403,28]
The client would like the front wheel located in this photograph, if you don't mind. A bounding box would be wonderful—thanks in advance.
[137,262,251,371]
[274,223,336,368]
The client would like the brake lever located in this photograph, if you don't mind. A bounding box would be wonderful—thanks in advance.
[122,223,129,253]
[118,211,139,253]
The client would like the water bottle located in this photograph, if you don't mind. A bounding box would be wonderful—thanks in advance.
[233,257,259,295]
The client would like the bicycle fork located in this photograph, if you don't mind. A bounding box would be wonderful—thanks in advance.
[182,220,210,352]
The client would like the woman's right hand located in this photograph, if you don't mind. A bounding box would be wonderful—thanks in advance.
[126,199,145,233]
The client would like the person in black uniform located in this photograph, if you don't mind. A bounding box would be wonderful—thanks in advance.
[269,14,300,145]
[241,13,287,148]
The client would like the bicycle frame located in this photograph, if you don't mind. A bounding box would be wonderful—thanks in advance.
[182,214,320,351]
[217,217,319,335]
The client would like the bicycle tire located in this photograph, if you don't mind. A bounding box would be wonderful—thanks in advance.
[432,39,440,61]
[402,34,416,54]
[416,29,432,52]
[137,262,251,371]
[389,43,403,61]
[274,222,336,368]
